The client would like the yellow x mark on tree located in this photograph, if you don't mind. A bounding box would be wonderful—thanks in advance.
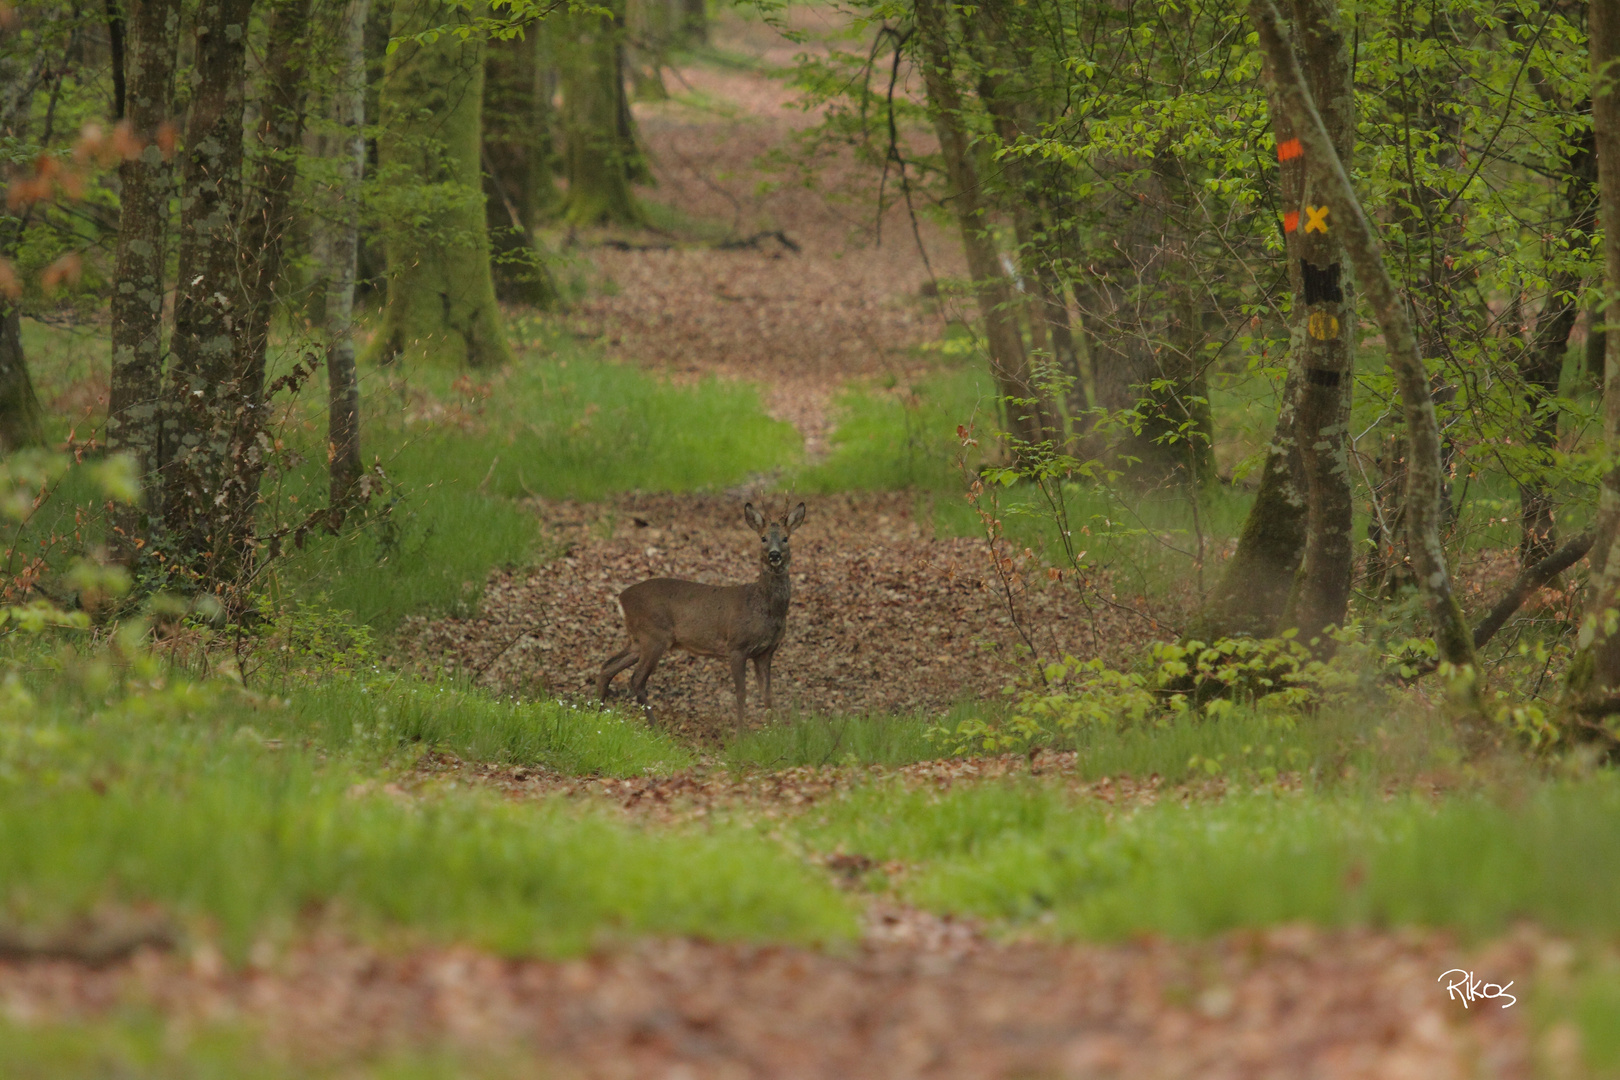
[1303,205,1330,233]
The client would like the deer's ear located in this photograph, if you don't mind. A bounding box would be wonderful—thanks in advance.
[785,502,806,533]
[744,503,767,532]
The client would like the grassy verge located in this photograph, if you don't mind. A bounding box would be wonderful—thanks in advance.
[794,775,1620,941]
[0,1014,534,1079]
[723,711,946,769]
[0,677,852,959]
[273,678,693,776]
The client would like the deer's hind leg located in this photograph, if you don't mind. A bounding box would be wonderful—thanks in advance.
[597,648,639,700]
[628,635,671,705]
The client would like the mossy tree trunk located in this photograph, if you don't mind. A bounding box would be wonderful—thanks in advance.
[370,0,513,367]
[559,2,645,227]
[161,0,255,591]
[483,26,560,305]
[1276,0,1356,642]
[107,0,180,556]
[226,0,312,545]
[1252,0,1478,683]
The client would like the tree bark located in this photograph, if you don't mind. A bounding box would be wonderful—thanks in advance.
[1516,101,1596,565]
[1275,0,1356,641]
[225,0,313,557]
[162,0,255,591]
[559,3,645,226]
[1564,0,1620,716]
[1251,0,1477,678]
[0,305,46,453]
[107,0,180,559]
[1200,362,1307,638]
[484,27,560,304]
[370,0,513,367]
[912,0,1049,450]
[323,0,368,520]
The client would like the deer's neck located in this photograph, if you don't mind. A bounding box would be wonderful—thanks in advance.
[756,564,792,613]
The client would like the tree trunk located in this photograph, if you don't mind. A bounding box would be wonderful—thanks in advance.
[0,305,46,453]
[912,0,1050,450]
[1564,0,1620,716]
[484,27,560,305]
[323,0,368,520]
[107,0,180,559]
[1516,102,1596,565]
[1144,155,1218,489]
[161,0,254,591]
[560,3,645,226]
[225,0,313,557]
[1275,0,1356,641]
[1251,0,1477,679]
[678,0,705,45]
[1200,363,1307,638]
[370,0,513,367]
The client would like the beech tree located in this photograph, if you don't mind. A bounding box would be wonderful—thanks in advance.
[558,0,647,226]
[370,0,513,366]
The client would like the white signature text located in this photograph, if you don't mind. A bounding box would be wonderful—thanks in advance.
[1438,969,1516,1009]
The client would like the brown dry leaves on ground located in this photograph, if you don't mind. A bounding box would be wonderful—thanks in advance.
[396,492,1172,740]
[561,12,964,455]
[0,926,1546,1078]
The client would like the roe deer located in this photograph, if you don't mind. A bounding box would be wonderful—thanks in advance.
[598,502,806,723]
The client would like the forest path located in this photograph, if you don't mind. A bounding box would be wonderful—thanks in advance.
[401,492,1172,742]
[560,8,963,458]
[2,923,1537,1078]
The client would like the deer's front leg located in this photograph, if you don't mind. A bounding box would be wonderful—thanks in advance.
[730,653,749,722]
[753,650,775,711]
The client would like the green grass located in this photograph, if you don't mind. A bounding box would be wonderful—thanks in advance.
[0,1014,531,1079]
[264,319,799,628]
[272,678,694,776]
[794,776,1620,941]
[723,710,948,769]
[0,679,853,960]
[792,365,997,493]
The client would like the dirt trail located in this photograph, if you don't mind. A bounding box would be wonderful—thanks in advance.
[0,926,1540,1078]
[400,492,1170,740]
[561,10,963,457]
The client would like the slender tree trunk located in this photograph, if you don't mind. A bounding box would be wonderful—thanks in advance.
[1252,0,1477,679]
[162,0,254,591]
[324,0,367,520]
[484,27,560,304]
[913,0,1049,450]
[1276,0,1356,641]
[225,0,313,560]
[560,3,644,226]
[107,0,180,558]
[370,0,513,366]
[1146,155,1218,488]
[678,0,705,45]
[1564,0,1620,715]
[1516,106,1595,564]
[0,305,46,452]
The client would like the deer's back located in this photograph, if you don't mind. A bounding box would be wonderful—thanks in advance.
[617,577,780,656]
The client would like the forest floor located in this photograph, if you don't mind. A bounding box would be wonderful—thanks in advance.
[360,12,1557,1079]
[0,11,1588,1080]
